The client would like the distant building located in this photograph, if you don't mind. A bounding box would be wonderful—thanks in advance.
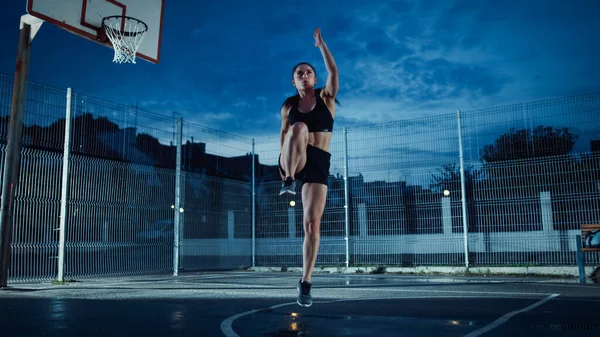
[592,140,600,152]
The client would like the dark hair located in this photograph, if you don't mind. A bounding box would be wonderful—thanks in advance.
[292,62,340,106]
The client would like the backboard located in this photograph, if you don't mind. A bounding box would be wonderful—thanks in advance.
[26,0,164,64]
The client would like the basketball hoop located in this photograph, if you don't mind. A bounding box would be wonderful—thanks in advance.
[101,16,148,64]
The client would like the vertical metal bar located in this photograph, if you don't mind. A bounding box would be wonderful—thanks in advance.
[0,22,32,288]
[251,138,256,268]
[122,106,128,160]
[457,110,470,268]
[173,117,183,276]
[57,88,73,282]
[575,234,586,284]
[343,127,350,268]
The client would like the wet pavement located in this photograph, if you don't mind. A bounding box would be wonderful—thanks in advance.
[1,272,599,336]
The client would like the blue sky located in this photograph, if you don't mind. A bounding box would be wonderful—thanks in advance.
[1,0,599,142]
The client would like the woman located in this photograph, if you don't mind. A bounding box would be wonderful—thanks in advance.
[278,27,339,307]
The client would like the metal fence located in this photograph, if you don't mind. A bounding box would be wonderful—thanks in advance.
[1,71,599,283]
[251,94,600,268]
[178,122,253,272]
[1,73,254,283]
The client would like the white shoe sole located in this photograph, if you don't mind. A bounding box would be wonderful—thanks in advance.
[297,300,312,307]
[279,189,296,196]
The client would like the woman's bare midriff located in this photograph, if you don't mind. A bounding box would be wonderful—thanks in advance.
[308,132,332,153]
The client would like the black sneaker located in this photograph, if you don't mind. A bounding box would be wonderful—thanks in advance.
[279,177,296,196]
[297,279,312,307]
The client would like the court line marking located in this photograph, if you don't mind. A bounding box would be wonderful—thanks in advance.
[219,294,553,337]
[345,287,554,297]
[196,286,553,297]
[193,284,557,296]
[220,301,295,337]
[525,283,599,289]
[462,293,560,337]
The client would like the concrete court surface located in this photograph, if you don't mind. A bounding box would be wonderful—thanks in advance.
[0,271,599,337]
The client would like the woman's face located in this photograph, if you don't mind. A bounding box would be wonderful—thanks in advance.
[292,64,316,90]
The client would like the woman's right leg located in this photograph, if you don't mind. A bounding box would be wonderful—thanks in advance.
[279,122,309,194]
[296,181,327,307]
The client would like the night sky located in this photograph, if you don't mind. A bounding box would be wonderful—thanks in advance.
[1,0,598,141]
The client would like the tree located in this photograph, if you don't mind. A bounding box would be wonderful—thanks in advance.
[431,163,473,194]
[481,126,577,162]
[429,125,580,234]
[476,125,586,234]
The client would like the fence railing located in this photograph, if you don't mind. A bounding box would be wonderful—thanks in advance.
[1,72,599,283]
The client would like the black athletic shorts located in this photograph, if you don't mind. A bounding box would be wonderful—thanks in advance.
[279,144,331,186]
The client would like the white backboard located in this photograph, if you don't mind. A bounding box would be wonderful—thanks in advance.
[27,0,164,64]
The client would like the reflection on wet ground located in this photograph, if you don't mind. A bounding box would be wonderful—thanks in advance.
[1,272,599,337]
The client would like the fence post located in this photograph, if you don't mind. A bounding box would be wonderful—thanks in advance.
[0,18,36,288]
[251,138,256,268]
[173,117,183,276]
[575,235,586,284]
[457,110,470,268]
[343,127,350,268]
[57,88,73,282]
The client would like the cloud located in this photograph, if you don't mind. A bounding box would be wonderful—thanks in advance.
[202,112,234,122]
[3,0,598,156]
[169,0,600,140]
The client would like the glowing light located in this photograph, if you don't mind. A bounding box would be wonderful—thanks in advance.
[290,200,296,207]
[443,190,450,196]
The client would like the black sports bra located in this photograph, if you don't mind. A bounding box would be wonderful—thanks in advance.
[286,90,334,132]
